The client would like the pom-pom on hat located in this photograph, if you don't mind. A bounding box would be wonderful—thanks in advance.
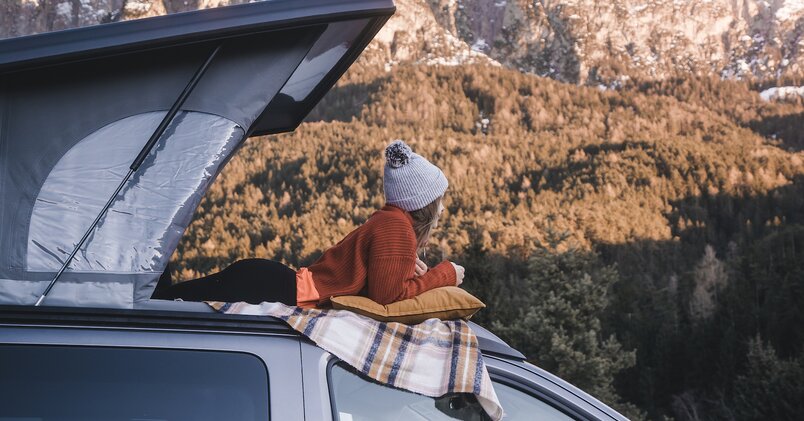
[383,139,448,211]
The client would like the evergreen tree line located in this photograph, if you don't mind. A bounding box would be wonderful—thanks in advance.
[172,64,804,420]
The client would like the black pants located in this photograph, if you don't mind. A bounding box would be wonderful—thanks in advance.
[152,258,297,305]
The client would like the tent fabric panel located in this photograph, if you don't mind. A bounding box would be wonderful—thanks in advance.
[0,273,159,307]
[3,111,244,307]
[27,112,166,272]
[0,44,213,281]
[27,111,244,275]
[0,25,317,281]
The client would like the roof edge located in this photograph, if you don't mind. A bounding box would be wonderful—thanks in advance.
[0,0,395,74]
[0,304,294,335]
[0,304,526,360]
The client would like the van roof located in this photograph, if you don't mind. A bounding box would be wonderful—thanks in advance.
[0,301,526,361]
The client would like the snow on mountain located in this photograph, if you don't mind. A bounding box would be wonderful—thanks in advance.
[363,0,500,70]
[759,85,804,101]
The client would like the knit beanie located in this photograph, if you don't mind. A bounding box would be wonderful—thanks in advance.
[383,140,448,211]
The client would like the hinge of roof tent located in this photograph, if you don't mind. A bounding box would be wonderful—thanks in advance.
[34,43,224,306]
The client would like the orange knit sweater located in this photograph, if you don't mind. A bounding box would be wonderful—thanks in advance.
[304,204,456,306]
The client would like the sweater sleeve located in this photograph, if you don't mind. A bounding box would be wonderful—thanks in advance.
[363,209,457,305]
[366,257,457,305]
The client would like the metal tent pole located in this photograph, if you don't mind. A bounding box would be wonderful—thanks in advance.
[34,43,223,306]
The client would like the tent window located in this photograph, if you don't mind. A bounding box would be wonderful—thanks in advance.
[279,19,369,102]
[27,111,243,274]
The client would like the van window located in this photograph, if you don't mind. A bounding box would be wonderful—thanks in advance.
[329,362,489,420]
[0,345,269,421]
[328,363,577,420]
[492,381,575,420]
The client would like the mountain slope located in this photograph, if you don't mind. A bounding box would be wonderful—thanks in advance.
[170,64,804,419]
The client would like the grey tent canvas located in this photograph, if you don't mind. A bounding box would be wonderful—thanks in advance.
[0,0,394,307]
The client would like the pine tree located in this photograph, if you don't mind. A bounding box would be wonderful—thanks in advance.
[491,229,643,419]
[731,336,804,420]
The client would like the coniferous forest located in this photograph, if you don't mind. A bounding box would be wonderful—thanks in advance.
[171,63,804,420]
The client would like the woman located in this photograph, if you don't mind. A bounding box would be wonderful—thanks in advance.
[154,140,465,307]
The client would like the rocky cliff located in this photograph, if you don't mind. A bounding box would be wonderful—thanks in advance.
[427,0,804,84]
[2,0,803,83]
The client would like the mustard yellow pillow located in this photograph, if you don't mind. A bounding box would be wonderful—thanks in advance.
[330,287,485,324]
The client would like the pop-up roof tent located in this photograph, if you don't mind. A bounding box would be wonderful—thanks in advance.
[0,0,394,308]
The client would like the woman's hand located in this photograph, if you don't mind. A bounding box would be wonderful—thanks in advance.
[450,262,465,286]
[414,257,428,276]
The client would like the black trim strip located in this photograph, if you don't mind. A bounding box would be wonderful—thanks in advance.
[0,305,294,335]
[476,335,527,361]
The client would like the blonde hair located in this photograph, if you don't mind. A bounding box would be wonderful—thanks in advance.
[409,196,443,253]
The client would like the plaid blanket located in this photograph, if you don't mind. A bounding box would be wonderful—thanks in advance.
[207,301,503,420]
